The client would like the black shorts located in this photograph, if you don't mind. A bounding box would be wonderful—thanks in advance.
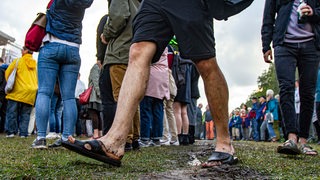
[132,0,215,63]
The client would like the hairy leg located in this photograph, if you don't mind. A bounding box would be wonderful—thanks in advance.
[97,42,156,157]
[195,58,233,154]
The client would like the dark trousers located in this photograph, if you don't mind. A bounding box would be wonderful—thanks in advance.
[75,99,83,136]
[0,99,7,133]
[99,65,117,134]
[274,41,320,138]
[313,121,320,141]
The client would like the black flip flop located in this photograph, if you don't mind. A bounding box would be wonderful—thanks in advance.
[202,151,238,168]
[62,139,121,167]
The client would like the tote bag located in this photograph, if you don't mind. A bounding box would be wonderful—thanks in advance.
[79,86,93,105]
[24,0,54,52]
[5,59,20,94]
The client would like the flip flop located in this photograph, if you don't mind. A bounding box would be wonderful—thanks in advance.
[202,151,238,168]
[300,144,318,156]
[277,140,301,155]
[62,139,122,167]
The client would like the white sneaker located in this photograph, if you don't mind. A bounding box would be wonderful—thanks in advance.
[139,140,151,148]
[150,140,161,147]
[6,134,15,138]
[46,132,58,139]
[160,139,170,146]
[170,140,180,146]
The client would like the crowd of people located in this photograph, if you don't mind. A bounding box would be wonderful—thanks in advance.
[0,0,320,168]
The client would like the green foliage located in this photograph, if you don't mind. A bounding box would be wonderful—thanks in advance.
[245,63,279,107]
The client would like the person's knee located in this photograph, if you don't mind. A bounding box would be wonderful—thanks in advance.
[195,57,217,76]
[129,42,156,65]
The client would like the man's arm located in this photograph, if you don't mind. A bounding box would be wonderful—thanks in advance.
[102,0,130,41]
[261,0,277,63]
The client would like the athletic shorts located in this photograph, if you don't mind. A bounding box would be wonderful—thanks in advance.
[132,0,216,63]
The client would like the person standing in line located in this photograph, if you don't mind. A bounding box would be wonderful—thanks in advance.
[63,0,238,167]
[100,0,141,151]
[161,51,179,146]
[195,103,203,140]
[96,13,117,135]
[187,63,200,145]
[87,63,102,139]
[262,0,319,155]
[31,0,93,148]
[172,55,193,146]
[264,89,278,142]
[251,97,259,141]
[139,48,170,147]
[75,73,86,137]
[5,46,38,138]
[46,80,63,141]
[0,57,7,133]
[204,105,214,140]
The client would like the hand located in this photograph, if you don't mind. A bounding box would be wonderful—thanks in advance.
[301,5,313,16]
[97,60,102,69]
[100,33,108,44]
[263,50,273,63]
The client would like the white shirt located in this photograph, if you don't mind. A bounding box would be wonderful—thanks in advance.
[75,79,86,99]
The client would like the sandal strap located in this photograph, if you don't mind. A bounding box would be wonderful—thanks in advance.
[283,140,297,148]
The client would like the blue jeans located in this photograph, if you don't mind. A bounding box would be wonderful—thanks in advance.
[49,93,63,133]
[274,41,320,138]
[252,118,260,141]
[140,96,164,140]
[267,122,276,140]
[36,42,80,140]
[5,100,32,136]
[316,68,320,102]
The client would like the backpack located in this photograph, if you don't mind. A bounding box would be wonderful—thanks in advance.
[206,0,254,20]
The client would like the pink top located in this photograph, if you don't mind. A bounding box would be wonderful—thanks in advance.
[145,48,170,100]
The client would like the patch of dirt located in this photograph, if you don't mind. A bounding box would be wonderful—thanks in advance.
[140,141,270,180]
[140,165,269,180]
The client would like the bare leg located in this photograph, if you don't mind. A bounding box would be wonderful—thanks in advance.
[97,42,156,157]
[173,102,182,134]
[195,58,234,159]
[181,104,189,134]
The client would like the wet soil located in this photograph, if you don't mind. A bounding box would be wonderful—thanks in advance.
[140,141,270,180]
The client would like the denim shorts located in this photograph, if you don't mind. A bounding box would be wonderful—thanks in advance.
[132,0,216,63]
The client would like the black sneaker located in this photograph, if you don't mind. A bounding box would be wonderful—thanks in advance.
[132,140,140,150]
[48,139,63,148]
[181,134,189,146]
[31,138,47,149]
[125,142,133,152]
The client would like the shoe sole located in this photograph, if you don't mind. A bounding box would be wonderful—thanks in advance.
[277,146,301,155]
[31,146,47,149]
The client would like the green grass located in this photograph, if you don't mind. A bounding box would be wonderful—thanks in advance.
[0,134,319,179]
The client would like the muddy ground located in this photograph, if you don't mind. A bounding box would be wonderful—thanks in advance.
[140,141,270,180]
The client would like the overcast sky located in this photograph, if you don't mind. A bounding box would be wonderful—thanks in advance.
[0,0,269,112]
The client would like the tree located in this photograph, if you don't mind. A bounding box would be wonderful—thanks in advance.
[245,63,279,107]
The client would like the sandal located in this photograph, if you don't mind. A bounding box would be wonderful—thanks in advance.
[62,139,122,167]
[277,140,301,155]
[300,144,318,156]
[202,151,238,168]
